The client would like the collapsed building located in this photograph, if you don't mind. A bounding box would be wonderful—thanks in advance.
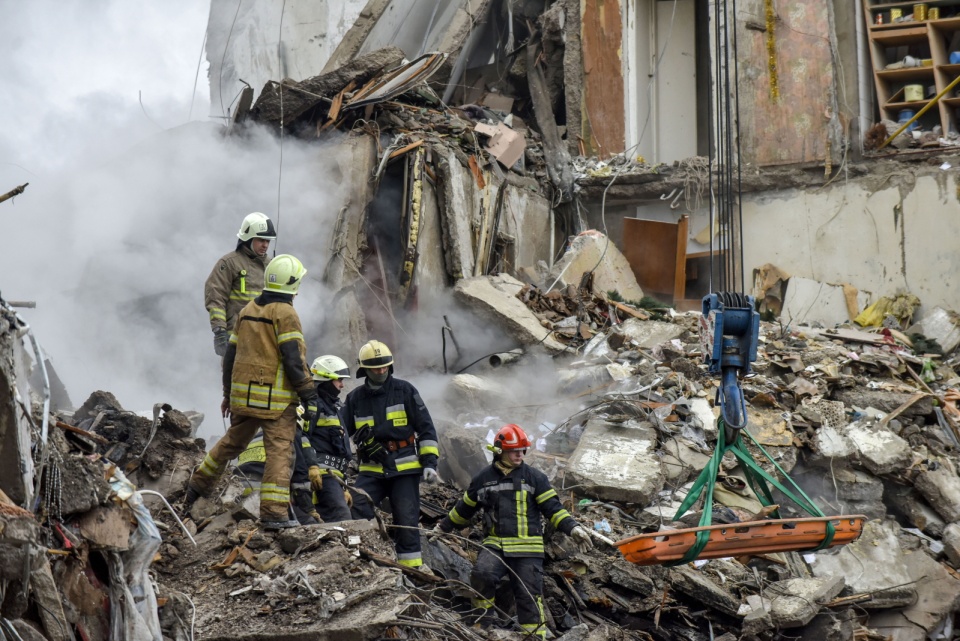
[5,0,960,640]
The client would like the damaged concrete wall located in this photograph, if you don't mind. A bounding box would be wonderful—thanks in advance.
[206,0,367,114]
[0,312,35,506]
[737,0,842,166]
[742,170,960,317]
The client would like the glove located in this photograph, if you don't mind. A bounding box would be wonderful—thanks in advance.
[422,468,439,484]
[343,489,353,508]
[299,391,319,425]
[213,328,229,356]
[308,466,324,492]
[355,426,387,463]
[570,526,594,553]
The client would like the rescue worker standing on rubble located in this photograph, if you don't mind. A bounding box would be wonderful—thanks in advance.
[302,355,355,523]
[204,212,276,357]
[433,424,594,639]
[185,254,319,529]
[343,340,440,569]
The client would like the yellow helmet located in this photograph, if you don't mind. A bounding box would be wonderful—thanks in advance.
[264,254,306,295]
[237,212,276,242]
[357,340,394,378]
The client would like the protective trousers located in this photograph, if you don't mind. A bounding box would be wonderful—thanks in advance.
[471,548,546,639]
[188,404,297,522]
[351,473,423,567]
[315,475,353,523]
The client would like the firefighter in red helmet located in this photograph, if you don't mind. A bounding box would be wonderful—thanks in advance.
[433,424,593,638]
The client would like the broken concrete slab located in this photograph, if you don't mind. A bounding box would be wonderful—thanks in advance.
[799,609,857,641]
[768,575,845,628]
[436,147,479,280]
[869,546,960,640]
[454,273,567,352]
[781,276,870,327]
[556,365,612,396]
[831,388,935,419]
[565,419,664,505]
[913,463,960,523]
[810,519,916,609]
[31,555,69,641]
[882,481,946,538]
[436,422,489,490]
[740,594,773,636]
[252,47,406,125]
[669,565,742,617]
[660,437,710,487]
[548,231,644,302]
[615,318,684,350]
[447,374,518,413]
[843,420,915,475]
[906,306,960,353]
[943,523,960,567]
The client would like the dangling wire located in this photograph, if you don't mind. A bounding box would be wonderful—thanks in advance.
[275,0,287,256]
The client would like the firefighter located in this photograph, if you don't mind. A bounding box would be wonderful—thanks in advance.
[343,340,440,569]
[185,254,319,529]
[234,421,323,525]
[204,212,276,357]
[303,354,354,523]
[432,424,594,638]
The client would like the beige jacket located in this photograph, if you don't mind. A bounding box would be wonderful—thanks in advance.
[204,245,269,333]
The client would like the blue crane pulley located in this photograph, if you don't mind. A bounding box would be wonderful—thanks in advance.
[699,292,760,436]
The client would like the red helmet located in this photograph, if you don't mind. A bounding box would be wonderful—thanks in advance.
[492,424,531,454]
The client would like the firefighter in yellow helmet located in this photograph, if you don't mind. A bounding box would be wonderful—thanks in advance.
[186,254,319,529]
[433,424,593,638]
[204,212,276,357]
[343,340,440,569]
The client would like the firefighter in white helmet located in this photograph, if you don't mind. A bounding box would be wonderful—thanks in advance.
[204,212,276,357]
[300,355,355,523]
[187,254,318,529]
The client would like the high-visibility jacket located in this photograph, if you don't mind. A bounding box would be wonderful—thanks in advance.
[222,292,313,420]
[342,376,439,478]
[440,462,577,557]
[204,244,269,333]
[237,427,316,486]
[302,389,352,477]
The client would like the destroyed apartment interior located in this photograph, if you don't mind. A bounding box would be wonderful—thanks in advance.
[7,0,960,639]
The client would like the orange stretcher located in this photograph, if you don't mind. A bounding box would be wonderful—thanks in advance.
[615,515,867,566]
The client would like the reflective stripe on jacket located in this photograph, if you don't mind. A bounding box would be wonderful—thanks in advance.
[204,245,269,332]
[441,462,576,557]
[225,296,312,419]
[343,376,439,478]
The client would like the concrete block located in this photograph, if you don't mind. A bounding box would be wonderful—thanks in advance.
[810,519,916,609]
[436,423,489,490]
[660,437,710,487]
[454,274,566,352]
[447,374,518,413]
[740,594,773,636]
[942,523,960,567]
[843,422,914,476]
[616,318,684,350]
[907,306,960,353]
[914,465,960,523]
[799,609,857,641]
[669,565,742,617]
[556,365,612,396]
[769,576,845,628]
[882,482,945,538]
[548,231,644,301]
[812,425,857,462]
[565,419,664,505]
[781,276,870,327]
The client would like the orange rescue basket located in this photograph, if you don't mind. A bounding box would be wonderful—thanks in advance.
[615,515,867,566]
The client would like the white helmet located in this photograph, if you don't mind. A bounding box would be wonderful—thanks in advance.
[237,212,277,242]
[311,355,352,381]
